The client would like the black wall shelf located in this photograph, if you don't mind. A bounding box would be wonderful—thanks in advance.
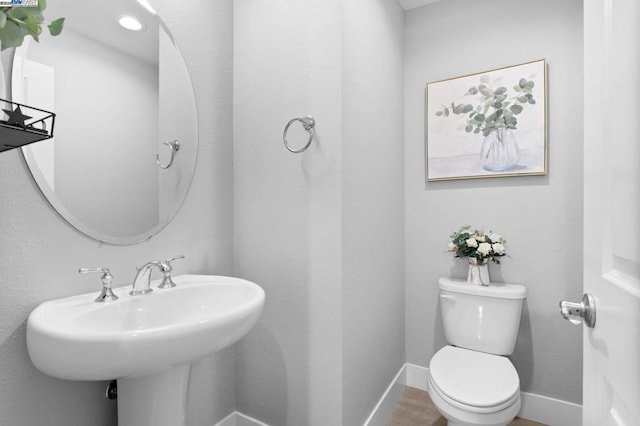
[0,98,55,153]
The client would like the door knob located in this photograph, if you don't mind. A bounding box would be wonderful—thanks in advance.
[559,293,596,328]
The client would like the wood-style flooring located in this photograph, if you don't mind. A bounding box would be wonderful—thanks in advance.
[385,386,547,426]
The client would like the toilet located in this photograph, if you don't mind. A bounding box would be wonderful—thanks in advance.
[428,277,527,426]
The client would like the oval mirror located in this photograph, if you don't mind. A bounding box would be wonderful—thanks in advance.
[11,0,198,245]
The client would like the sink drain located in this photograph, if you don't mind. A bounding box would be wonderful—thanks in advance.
[106,380,117,400]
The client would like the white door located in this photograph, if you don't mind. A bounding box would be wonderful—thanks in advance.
[582,0,640,425]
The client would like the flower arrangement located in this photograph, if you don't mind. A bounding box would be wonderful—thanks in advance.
[448,225,506,265]
[435,75,537,137]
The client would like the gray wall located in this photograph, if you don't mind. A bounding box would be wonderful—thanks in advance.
[404,0,584,404]
[342,0,405,424]
[0,0,235,425]
[233,1,344,423]
[233,0,405,424]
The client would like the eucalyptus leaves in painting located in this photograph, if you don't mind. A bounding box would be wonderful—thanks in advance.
[426,59,547,181]
[435,76,537,137]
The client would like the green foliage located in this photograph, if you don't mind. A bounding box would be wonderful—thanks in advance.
[48,16,64,35]
[447,225,507,264]
[0,0,64,50]
[435,75,537,137]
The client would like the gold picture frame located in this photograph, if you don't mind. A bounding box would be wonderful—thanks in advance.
[425,59,547,181]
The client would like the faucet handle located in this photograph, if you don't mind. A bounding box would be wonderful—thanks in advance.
[158,255,185,289]
[166,255,185,265]
[79,267,112,284]
[79,267,119,303]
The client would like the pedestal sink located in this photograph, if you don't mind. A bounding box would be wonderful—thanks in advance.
[26,274,265,426]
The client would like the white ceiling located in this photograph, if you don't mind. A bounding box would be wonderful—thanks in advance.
[46,0,159,66]
[397,0,441,11]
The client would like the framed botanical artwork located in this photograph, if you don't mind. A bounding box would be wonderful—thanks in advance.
[425,59,547,181]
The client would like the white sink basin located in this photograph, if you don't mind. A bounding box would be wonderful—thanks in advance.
[27,274,265,381]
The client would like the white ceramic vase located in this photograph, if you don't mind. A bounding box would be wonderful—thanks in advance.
[467,257,490,286]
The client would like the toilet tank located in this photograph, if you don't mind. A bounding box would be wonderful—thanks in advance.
[439,277,526,356]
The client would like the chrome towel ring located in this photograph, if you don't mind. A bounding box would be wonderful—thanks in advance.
[156,140,180,169]
[283,116,315,153]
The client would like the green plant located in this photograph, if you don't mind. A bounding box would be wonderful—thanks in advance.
[435,76,536,137]
[448,225,507,264]
[0,0,64,50]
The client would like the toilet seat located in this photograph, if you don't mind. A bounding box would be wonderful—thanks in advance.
[429,372,519,414]
[429,346,520,411]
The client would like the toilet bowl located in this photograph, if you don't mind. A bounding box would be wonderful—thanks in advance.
[428,345,521,426]
[429,278,527,426]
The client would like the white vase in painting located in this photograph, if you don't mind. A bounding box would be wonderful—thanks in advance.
[480,127,520,172]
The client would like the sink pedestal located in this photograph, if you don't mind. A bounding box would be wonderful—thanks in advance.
[118,364,192,426]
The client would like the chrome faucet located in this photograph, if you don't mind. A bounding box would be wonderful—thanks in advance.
[130,255,185,296]
[130,261,164,295]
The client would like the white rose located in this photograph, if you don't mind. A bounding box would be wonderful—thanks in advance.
[489,233,503,243]
[492,243,505,255]
[474,233,486,242]
[448,242,457,252]
[477,242,492,256]
[466,238,478,248]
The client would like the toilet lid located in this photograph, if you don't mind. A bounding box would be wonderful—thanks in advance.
[429,346,520,408]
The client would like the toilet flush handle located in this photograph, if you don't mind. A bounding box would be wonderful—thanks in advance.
[439,294,456,303]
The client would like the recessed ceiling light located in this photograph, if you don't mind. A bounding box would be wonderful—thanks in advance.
[118,16,145,32]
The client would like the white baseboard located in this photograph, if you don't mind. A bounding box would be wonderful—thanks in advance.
[215,363,582,426]
[213,411,271,426]
[363,363,408,426]
[366,363,583,426]
[406,362,429,390]
[519,391,582,426]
